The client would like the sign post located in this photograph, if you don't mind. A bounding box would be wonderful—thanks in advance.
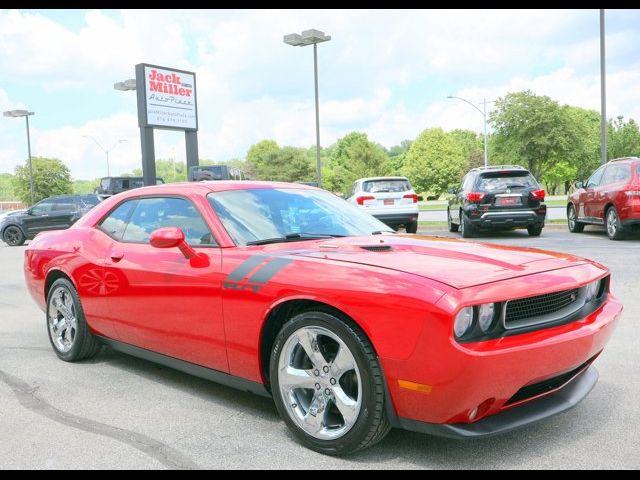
[135,63,199,186]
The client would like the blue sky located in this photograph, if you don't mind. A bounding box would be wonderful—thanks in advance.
[2,9,640,180]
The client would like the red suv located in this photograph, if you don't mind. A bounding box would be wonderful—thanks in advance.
[567,157,640,240]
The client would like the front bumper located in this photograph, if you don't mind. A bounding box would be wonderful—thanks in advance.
[397,365,598,439]
[381,282,622,433]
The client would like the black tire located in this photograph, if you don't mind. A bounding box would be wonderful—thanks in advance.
[605,206,625,241]
[270,310,390,456]
[3,225,25,246]
[460,212,475,238]
[527,224,544,237]
[447,208,459,233]
[46,278,102,362]
[405,220,418,234]
[567,205,584,233]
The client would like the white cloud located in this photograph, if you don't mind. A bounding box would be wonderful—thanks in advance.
[2,9,640,181]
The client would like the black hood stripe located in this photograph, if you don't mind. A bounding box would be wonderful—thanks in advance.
[226,255,269,282]
[246,258,293,285]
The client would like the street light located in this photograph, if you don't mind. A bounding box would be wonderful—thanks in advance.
[284,29,331,188]
[82,136,127,177]
[114,79,137,91]
[447,96,490,167]
[3,109,36,205]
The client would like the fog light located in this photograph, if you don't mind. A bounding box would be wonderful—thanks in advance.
[478,303,495,332]
[454,307,474,338]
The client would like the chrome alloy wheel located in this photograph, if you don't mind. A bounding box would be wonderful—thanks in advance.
[277,326,362,441]
[607,209,618,238]
[48,286,78,353]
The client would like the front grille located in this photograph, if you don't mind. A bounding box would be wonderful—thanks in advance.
[505,356,596,406]
[505,288,580,326]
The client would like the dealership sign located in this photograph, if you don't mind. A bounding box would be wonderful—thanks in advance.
[139,64,198,130]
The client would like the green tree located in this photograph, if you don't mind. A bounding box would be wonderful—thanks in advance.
[0,173,16,201]
[386,139,412,173]
[245,140,280,179]
[402,128,465,196]
[561,106,600,183]
[608,116,640,159]
[324,132,391,193]
[540,161,578,195]
[490,91,571,179]
[449,129,484,170]
[13,157,73,205]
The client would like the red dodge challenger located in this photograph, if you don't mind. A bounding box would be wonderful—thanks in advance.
[24,181,622,455]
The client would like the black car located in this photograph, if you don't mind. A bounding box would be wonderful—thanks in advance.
[447,165,547,238]
[0,194,101,246]
[95,176,165,198]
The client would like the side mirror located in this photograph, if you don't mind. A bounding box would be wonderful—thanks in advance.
[574,181,584,189]
[447,188,457,195]
[150,227,208,267]
[27,208,34,215]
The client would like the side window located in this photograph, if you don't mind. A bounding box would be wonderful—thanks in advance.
[463,174,475,191]
[122,197,216,246]
[99,200,138,240]
[586,166,605,188]
[51,198,76,212]
[30,200,55,215]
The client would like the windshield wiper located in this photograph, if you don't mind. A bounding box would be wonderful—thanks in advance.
[246,233,346,246]
[371,230,394,235]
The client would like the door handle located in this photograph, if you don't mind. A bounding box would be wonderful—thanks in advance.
[110,251,124,263]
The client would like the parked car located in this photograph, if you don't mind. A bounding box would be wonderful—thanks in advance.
[188,165,245,181]
[567,157,640,240]
[25,181,621,455]
[346,176,419,233]
[1,194,101,246]
[95,176,165,199]
[448,165,547,238]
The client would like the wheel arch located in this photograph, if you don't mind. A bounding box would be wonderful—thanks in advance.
[259,298,379,389]
[1,222,26,238]
[44,269,76,302]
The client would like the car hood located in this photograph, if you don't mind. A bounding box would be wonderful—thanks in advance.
[285,234,594,289]
[0,209,25,220]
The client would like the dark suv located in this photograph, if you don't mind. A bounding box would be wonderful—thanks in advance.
[0,194,101,246]
[567,157,640,240]
[95,176,165,198]
[447,165,547,238]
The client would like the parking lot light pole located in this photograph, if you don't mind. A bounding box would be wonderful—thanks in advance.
[82,136,127,177]
[447,96,489,167]
[284,29,331,188]
[3,109,36,205]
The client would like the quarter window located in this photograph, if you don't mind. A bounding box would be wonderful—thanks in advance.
[99,200,138,240]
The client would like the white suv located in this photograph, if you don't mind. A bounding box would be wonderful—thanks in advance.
[346,176,420,233]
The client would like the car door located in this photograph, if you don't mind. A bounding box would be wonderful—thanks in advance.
[595,164,631,220]
[582,165,606,221]
[49,198,80,229]
[21,198,56,236]
[100,195,228,372]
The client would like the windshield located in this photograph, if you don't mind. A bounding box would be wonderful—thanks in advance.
[363,179,411,193]
[208,188,393,245]
[476,172,538,191]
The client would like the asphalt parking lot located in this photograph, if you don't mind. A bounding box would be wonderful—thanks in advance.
[1,226,639,469]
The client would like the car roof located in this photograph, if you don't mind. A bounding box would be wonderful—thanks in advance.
[608,157,640,165]
[111,180,318,198]
[357,176,410,183]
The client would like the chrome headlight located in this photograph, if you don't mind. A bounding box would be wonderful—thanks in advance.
[454,307,474,338]
[478,303,496,332]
